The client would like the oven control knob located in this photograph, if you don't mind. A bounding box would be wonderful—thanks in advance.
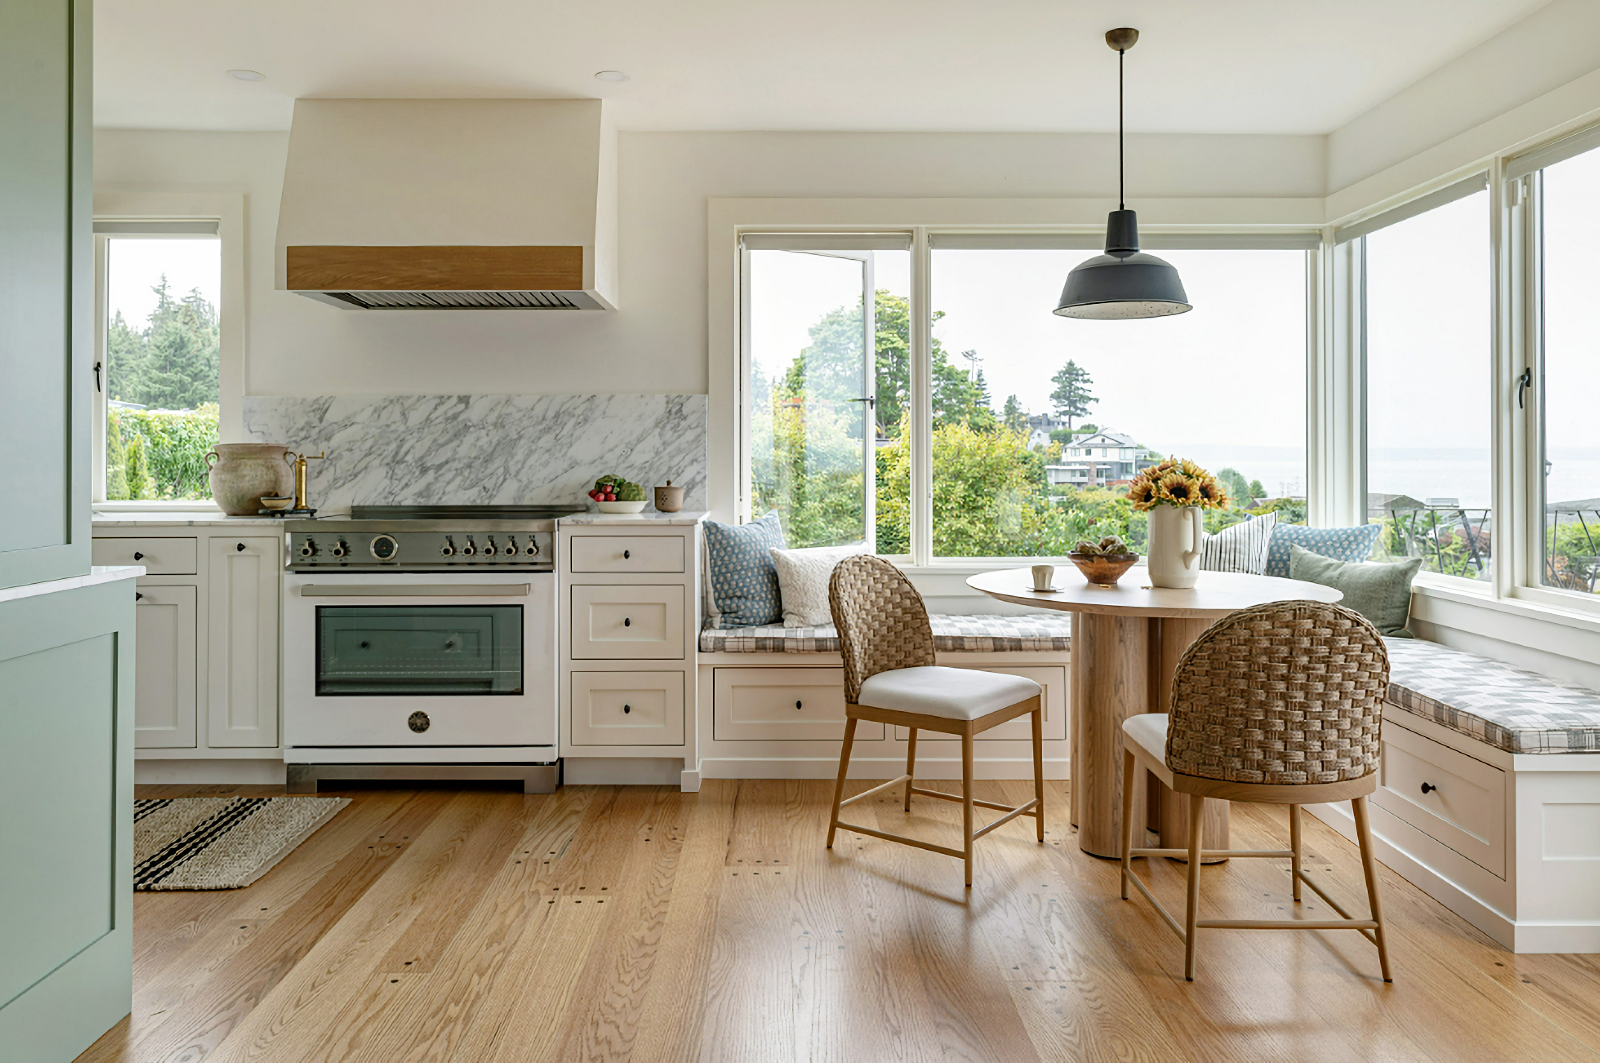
[525,539,539,556]
[461,538,476,557]
[408,711,431,733]
[298,538,318,558]
[504,536,517,556]
[484,538,498,557]
[370,534,399,561]
[440,537,455,558]
[329,540,349,558]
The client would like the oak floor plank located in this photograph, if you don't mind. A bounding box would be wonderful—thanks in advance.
[79,780,1600,1063]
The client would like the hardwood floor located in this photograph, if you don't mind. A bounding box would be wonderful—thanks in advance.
[79,780,1600,1063]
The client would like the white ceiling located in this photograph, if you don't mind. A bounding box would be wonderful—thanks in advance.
[94,0,1549,135]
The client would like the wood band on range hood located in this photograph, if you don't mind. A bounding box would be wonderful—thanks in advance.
[286,245,584,292]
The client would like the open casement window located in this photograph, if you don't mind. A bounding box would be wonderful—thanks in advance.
[740,235,910,553]
[1510,128,1600,603]
[93,219,223,503]
[1337,175,1493,584]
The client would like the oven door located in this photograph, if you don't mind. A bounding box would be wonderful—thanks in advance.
[283,570,556,748]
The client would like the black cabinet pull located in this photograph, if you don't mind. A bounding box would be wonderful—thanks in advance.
[623,704,631,714]
[1420,782,1437,795]
[796,700,803,710]
[135,592,144,601]
[624,617,631,627]
[360,641,370,649]
[132,551,144,560]
[236,542,246,552]
[623,549,631,559]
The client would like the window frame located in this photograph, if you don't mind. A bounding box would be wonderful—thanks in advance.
[91,191,244,508]
[735,224,1322,570]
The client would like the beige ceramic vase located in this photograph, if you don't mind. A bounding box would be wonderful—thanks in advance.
[654,480,685,512]
[206,444,294,515]
[1146,504,1205,589]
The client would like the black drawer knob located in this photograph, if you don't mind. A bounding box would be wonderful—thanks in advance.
[623,704,632,714]
[132,551,144,560]
[408,711,430,733]
[796,700,803,710]
[1420,782,1437,795]
[624,617,631,627]
[135,592,144,601]
[360,641,370,649]
[623,549,631,559]
[236,542,246,552]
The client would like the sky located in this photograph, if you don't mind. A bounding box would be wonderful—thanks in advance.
[106,236,221,327]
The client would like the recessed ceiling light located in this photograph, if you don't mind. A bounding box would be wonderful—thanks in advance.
[227,69,265,81]
[593,70,629,83]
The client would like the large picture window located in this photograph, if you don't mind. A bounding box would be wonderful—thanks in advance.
[94,220,222,502]
[1358,178,1493,582]
[1535,145,1600,597]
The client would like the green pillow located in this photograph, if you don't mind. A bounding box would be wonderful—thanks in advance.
[1288,544,1421,638]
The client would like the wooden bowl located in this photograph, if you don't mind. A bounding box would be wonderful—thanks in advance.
[1066,552,1139,587]
[259,495,295,511]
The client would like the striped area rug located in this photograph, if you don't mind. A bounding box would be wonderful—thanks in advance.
[134,796,350,890]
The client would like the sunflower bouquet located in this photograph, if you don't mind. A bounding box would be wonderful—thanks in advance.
[1125,457,1230,512]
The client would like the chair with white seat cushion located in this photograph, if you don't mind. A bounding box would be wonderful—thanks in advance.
[825,554,1044,887]
[1119,599,1394,982]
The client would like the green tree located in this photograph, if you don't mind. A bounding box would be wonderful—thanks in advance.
[1216,467,1252,507]
[106,277,220,411]
[1002,394,1026,431]
[1050,360,1096,430]
[1249,479,1267,500]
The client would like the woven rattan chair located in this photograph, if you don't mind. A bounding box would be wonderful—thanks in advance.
[1119,599,1394,982]
[825,554,1045,887]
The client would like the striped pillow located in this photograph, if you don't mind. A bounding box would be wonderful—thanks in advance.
[1199,511,1276,575]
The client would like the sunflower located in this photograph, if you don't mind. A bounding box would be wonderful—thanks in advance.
[1127,478,1158,510]
[1159,472,1198,505]
[1196,475,1230,508]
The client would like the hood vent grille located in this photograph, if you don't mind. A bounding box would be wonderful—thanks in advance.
[325,290,583,310]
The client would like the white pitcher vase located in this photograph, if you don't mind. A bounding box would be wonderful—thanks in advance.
[1146,505,1204,589]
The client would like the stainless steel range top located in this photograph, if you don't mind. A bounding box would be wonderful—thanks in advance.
[285,504,585,572]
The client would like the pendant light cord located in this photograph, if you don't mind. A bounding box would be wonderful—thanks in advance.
[1118,45,1125,211]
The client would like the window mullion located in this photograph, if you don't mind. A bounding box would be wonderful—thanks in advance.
[910,227,932,566]
[1491,162,1526,600]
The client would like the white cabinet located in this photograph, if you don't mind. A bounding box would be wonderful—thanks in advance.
[570,671,685,746]
[207,536,280,747]
[133,584,198,748]
[569,584,686,660]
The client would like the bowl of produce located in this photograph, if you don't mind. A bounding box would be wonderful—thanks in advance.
[1066,536,1140,588]
[588,474,648,513]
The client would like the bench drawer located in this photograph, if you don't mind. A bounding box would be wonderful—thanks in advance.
[713,667,883,742]
[92,536,198,575]
[570,671,684,746]
[570,584,685,659]
[894,666,1068,742]
[569,535,685,574]
[1373,721,1505,877]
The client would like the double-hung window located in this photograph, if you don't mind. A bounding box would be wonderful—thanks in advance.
[93,219,223,503]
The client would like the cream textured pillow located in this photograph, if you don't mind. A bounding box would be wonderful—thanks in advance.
[770,543,872,627]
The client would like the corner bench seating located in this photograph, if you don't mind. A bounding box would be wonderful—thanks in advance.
[695,614,1074,784]
[1310,636,1600,953]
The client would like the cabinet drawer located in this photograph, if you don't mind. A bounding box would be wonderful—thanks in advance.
[570,535,685,574]
[713,667,883,742]
[570,671,685,746]
[570,585,685,659]
[894,666,1068,742]
[1373,721,1505,877]
[93,536,197,575]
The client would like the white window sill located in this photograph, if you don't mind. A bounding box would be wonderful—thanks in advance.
[94,500,222,512]
[1412,580,1600,637]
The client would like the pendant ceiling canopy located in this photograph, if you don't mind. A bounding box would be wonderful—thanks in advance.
[1055,27,1192,321]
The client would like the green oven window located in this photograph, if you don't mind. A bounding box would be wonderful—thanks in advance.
[315,605,523,696]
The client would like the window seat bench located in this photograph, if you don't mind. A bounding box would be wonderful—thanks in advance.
[1309,637,1600,953]
[694,614,1072,783]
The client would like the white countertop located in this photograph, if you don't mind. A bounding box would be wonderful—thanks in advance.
[92,509,288,527]
[0,565,143,605]
[561,510,708,526]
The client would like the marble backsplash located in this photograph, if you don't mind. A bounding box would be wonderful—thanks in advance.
[241,394,707,511]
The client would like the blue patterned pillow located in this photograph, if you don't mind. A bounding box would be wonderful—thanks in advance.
[1265,523,1382,579]
[703,512,786,628]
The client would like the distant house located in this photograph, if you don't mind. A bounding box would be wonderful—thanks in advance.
[1025,412,1070,450]
[1046,430,1153,488]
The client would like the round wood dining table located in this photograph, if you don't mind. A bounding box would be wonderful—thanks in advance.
[966,567,1343,860]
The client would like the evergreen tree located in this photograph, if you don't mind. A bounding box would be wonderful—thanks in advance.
[1049,359,1097,430]
[104,276,221,410]
[1002,394,1026,431]
[1249,479,1267,500]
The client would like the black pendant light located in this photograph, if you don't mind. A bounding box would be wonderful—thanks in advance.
[1054,27,1192,320]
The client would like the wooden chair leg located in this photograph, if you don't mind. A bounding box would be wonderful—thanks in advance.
[1120,749,1136,900]
[1184,793,1204,982]
[1031,706,1045,843]
[1289,803,1303,903]
[961,732,976,889]
[1353,795,1393,982]
[903,728,918,812]
[826,717,858,850]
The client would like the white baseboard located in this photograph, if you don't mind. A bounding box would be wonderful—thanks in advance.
[679,765,702,793]
[700,756,1070,781]
[135,759,287,786]
[562,757,689,787]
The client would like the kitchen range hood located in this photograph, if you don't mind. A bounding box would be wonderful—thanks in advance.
[276,98,617,310]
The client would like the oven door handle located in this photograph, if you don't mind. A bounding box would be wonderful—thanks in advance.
[297,584,532,597]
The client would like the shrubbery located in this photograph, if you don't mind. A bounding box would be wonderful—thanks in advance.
[106,404,218,501]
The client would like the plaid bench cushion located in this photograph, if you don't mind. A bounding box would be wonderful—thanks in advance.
[699,613,1073,654]
[1383,638,1600,755]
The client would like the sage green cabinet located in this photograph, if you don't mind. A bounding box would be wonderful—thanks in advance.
[0,0,92,591]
